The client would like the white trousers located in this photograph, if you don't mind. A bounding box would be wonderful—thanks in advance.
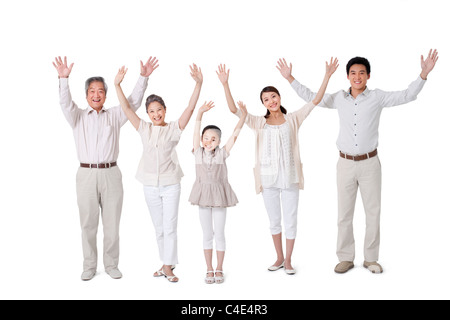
[336,156,382,262]
[76,166,123,272]
[198,207,227,251]
[143,183,181,265]
[261,185,299,239]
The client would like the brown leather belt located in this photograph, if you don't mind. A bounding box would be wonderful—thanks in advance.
[80,162,117,169]
[339,149,377,161]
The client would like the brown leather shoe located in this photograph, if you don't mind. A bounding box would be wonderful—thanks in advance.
[363,261,383,274]
[334,261,354,273]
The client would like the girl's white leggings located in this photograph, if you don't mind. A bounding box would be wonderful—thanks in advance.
[199,206,227,251]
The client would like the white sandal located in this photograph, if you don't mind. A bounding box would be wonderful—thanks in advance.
[205,270,215,284]
[161,268,179,283]
[215,270,224,284]
[153,265,175,278]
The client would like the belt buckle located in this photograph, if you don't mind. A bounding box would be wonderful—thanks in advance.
[105,163,110,168]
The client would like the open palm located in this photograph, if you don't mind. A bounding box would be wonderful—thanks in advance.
[52,56,73,78]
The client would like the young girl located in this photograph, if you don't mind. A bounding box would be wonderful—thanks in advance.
[115,62,203,283]
[188,100,247,284]
[217,58,338,275]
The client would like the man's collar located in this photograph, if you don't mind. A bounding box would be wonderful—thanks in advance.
[87,106,105,114]
[346,86,369,97]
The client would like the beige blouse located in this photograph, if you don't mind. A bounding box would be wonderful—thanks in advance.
[135,119,184,186]
[235,101,316,194]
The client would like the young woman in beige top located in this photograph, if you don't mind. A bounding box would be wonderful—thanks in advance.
[217,58,338,274]
[114,61,203,283]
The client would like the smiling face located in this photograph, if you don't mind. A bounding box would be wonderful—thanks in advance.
[147,101,167,126]
[86,81,106,111]
[201,129,220,151]
[347,64,370,95]
[261,91,281,114]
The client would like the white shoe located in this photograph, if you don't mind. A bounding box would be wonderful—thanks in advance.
[81,270,96,281]
[268,261,284,271]
[106,268,122,279]
[215,270,224,284]
[205,270,215,284]
[285,268,296,275]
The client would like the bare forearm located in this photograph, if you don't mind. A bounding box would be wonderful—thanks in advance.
[115,84,140,129]
[223,83,238,113]
[179,82,202,130]
[312,74,331,105]
[225,114,245,153]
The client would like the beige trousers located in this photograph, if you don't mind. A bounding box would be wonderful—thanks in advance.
[336,155,381,262]
[76,166,123,272]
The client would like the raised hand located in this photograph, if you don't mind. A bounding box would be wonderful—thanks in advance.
[199,101,215,113]
[276,58,292,80]
[140,56,159,77]
[420,49,439,79]
[114,66,128,86]
[190,63,203,84]
[216,64,230,84]
[325,57,339,77]
[52,56,74,78]
[237,100,248,117]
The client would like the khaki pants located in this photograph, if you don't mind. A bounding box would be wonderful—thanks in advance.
[336,155,381,262]
[76,166,123,272]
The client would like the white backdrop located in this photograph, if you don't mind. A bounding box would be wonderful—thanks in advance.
[0,0,448,300]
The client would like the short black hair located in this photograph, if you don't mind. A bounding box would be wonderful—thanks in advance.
[346,57,371,75]
[202,125,222,139]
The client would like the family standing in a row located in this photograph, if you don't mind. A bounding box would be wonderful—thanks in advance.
[53,49,438,283]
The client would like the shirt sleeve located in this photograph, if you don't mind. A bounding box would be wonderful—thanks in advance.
[377,76,426,108]
[291,79,337,109]
[59,78,82,129]
[171,121,183,140]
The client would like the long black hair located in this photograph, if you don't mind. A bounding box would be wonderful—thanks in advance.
[260,86,287,119]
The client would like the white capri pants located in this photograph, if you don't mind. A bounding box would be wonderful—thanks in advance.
[262,185,299,239]
[199,206,227,251]
[143,183,181,266]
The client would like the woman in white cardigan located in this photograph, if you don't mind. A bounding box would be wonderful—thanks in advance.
[217,58,338,274]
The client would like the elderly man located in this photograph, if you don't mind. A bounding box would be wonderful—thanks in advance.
[53,55,158,280]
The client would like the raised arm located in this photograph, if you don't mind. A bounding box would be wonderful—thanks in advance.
[114,66,141,130]
[224,101,247,154]
[420,49,439,80]
[216,64,238,114]
[53,56,81,128]
[312,57,339,105]
[193,101,215,152]
[178,64,203,130]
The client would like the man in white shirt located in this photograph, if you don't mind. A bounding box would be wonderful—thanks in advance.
[277,49,438,274]
[53,56,158,280]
